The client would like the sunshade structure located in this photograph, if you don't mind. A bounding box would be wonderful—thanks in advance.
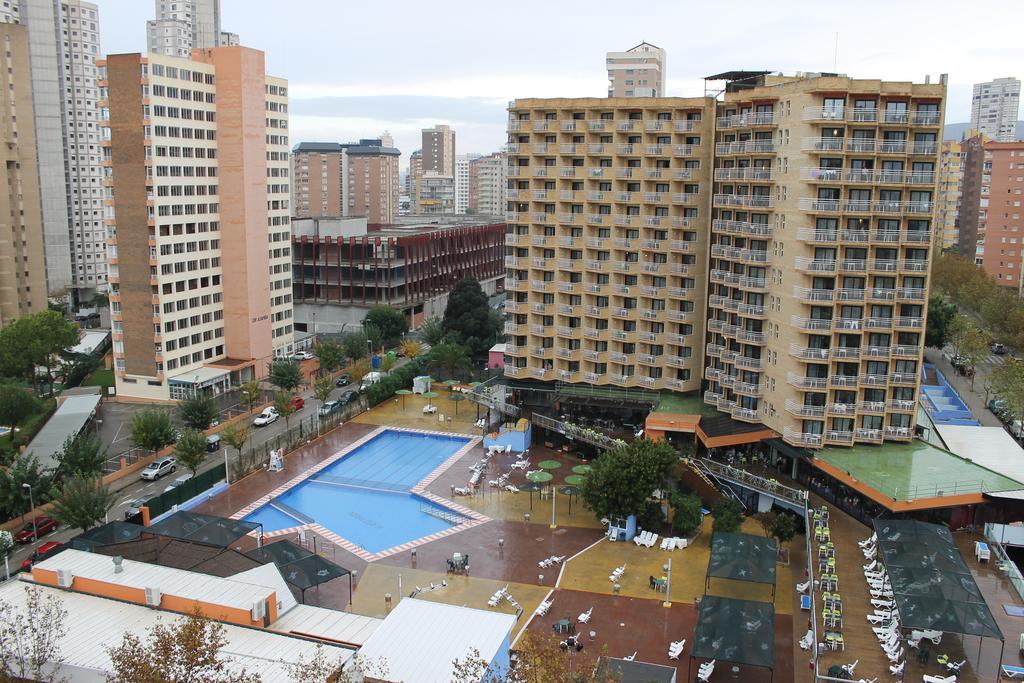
[705,531,778,600]
[690,596,775,681]
[246,539,353,604]
[872,519,1003,640]
[68,521,144,552]
[146,511,261,548]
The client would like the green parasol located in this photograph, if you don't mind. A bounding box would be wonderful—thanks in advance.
[469,381,483,387]
[571,464,592,475]
[565,474,586,486]
[422,391,440,406]
[448,393,466,415]
[527,470,553,484]
[442,379,460,391]
[538,460,562,471]
[395,389,412,409]
[520,480,543,509]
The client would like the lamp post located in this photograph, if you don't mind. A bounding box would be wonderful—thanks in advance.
[663,558,672,608]
[22,483,36,541]
[550,483,557,529]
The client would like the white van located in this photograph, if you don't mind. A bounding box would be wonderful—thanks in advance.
[360,371,383,391]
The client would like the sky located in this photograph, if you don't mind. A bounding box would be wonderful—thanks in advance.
[100,0,1023,172]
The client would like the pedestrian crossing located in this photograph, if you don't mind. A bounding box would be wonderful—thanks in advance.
[980,353,1010,367]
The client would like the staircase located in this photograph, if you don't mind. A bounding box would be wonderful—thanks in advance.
[420,503,467,525]
[679,460,726,507]
[530,413,623,451]
[691,459,809,515]
[688,460,747,509]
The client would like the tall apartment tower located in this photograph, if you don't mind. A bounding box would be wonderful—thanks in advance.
[971,78,1020,143]
[505,97,715,393]
[292,142,343,217]
[292,140,400,224]
[935,140,964,251]
[147,0,238,58]
[422,124,455,176]
[956,133,988,258]
[974,141,1024,288]
[454,153,479,214]
[100,47,293,401]
[1,1,105,301]
[406,149,421,200]
[469,152,507,216]
[606,43,666,98]
[0,21,47,325]
[507,73,945,450]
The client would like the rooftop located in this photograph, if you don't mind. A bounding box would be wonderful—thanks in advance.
[934,424,1024,486]
[25,393,101,470]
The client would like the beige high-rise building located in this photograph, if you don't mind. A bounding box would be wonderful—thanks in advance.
[606,42,666,98]
[407,150,422,202]
[935,140,964,251]
[0,21,47,325]
[292,139,400,224]
[100,46,293,401]
[292,143,344,218]
[507,72,946,450]
[422,124,455,176]
[469,152,507,216]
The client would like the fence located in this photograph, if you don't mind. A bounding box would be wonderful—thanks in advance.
[984,524,1024,604]
[143,463,226,518]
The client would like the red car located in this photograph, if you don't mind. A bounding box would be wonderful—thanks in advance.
[292,395,305,410]
[20,541,62,570]
[14,516,59,544]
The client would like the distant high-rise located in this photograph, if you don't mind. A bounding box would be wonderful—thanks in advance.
[971,77,1020,142]
[292,139,401,224]
[935,140,965,251]
[406,150,422,200]
[454,153,479,214]
[147,0,238,57]
[468,153,506,216]
[422,125,455,176]
[606,42,666,97]
[975,140,1024,288]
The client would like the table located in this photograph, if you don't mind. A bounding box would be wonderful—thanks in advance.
[571,464,592,475]
[520,481,543,510]
[554,618,575,634]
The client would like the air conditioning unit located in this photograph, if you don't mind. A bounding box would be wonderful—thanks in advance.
[250,600,266,622]
[56,569,73,588]
[144,587,161,607]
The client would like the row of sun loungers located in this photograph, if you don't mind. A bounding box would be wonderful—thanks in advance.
[609,564,626,583]
[534,598,553,616]
[633,531,658,547]
[668,640,685,660]
[659,536,688,550]
[697,659,715,682]
[487,585,509,607]
[537,555,565,568]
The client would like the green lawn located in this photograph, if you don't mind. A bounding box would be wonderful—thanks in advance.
[655,392,722,416]
[83,368,114,391]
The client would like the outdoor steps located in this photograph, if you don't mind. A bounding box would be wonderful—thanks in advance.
[679,461,724,507]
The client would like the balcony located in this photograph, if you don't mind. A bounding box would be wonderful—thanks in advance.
[827,403,856,416]
[830,374,860,387]
[715,167,775,182]
[855,428,884,443]
[713,194,773,209]
[786,400,825,418]
[787,373,828,390]
[789,344,831,360]
[794,257,837,273]
[885,425,914,440]
[733,381,762,397]
[784,428,823,448]
[731,406,760,423]
[802,106,850,122]
[792,286,833,303]
[716,111,776,128]
[504,364,524,377]
[557,282,576,293]
[894,316,924,329]
[824,431,854,445]
[889,399,916,412]
[504,322,521,334]
[801,137,845,153]
[859,373,889,387]
[831,346,861,359]
[791,316,833,331]
[890,372,917,384]
[712,219,773,238]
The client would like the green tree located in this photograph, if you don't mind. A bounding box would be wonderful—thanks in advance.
[50,475,116,533]
[274,391,297,431]
[399,339,422,360]
[313,377,333,434]
[0,384,40,448]
[177,393,217,431]
[131,408,176,453]
[670,492,704,536]
[90,291,109,309]
[417,317,445,346]
[363,304,408,341]
[29,310,80,396]
[948,314,974,357]
[925,294,957,348]
[380,354,395,376]
[267,358,303,392]
[341,331,370,362]
[0,453,50,521]
[313,339,344,374]
[363,323,383,354]
[578,439,678,519]
[239,379,261,414]
[993,360,1024,433]
[349,358,371,387]
[429,342,472,381]
[441,278,501,355]
[0,317,39,386]
[960,323,990,388]
[54,431,107,479]
[173,428,207,478]
[770,512,798,550]
[711,497,744,534]
[220,423,249,474]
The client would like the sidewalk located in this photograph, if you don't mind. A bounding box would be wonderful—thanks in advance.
[923,347,1004,428]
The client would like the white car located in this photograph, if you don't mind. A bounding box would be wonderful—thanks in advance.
[253,407,280,427]
[293,350,314,361]
[140,457,177,481]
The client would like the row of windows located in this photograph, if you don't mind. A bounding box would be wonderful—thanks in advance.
[154,165,218,177]
[156,184,218,197]
[158,257,220,274]
[150,84,215,103]
[155,203,219,216]
[164,327,223,352]
[159,274,220,295]
[150,63,215,85]
[164,343,225,372]
[161,292,221,313]
[150,105,215,122]
[163,309,223,332]
[152,125,216,140]
[157,221,220,237]
[158,239,219,255]
[154,146,218,159]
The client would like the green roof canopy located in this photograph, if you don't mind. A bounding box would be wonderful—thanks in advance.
[691,595,775,669]
[706,531,778,587]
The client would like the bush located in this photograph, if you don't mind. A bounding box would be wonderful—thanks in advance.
[670,492,704,536]
[636,499,664,533]
[711,497,744,534]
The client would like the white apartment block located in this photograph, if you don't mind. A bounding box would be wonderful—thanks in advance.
[454,153,479,214]
[971,77,1021,143]
[607,42,666,98]
[266,77,294,356]
[469,152,506,216]
[147,0,237,58]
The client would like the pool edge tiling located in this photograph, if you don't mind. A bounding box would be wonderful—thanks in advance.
[231,426,490,562]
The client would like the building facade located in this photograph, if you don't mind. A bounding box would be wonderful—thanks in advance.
[406,149,421,201]
[506,73,946,450]
[935,139,964,251]
[422,124,455,176]
[292,142,343,218]
[417,172,455,214]
[957,133,988,258]
[971,78,1020,143]
[975,141,1024,288]
[0,21,47,325]
[101,46,293,401]
[147,0,237,57]
[606,42,666,98]
[454,153,476,214]
[292,139,400,224]
[469,152,507,216]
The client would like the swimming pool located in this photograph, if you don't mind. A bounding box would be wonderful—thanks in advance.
[243,429,475,555]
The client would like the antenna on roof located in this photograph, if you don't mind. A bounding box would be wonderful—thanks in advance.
[833,32,839,72]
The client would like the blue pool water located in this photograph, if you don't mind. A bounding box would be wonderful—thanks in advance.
[244,430,471,553]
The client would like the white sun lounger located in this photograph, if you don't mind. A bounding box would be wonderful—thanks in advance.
[578,607,593,624]
[668,640,685,659]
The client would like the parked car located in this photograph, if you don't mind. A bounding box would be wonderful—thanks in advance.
[125,497,149,519]
[318,400,340,416]
[205,433,222,452]
[334,373,352,387]
[338,390,358,405]
[20,541,63,570]
[164,474,192,493]
[992,342,1007,355]
[14,517,60,544]
[360,371,383,391]
[293,350,314,361]
[292,395,305,410]
[253,406,279,427]
[140,456,177,481]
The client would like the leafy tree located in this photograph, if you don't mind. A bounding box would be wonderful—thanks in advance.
[285,643,348,683]
[239,379,261,414]
[670,492,704,536]
[29,310,81,396]
[960,323,990,388]
[993,360,1024,434]
[173,428,207,478]
[0,454,51,521]
[429,342,472,381]
[771,512,798,550]
[220,424,249,474]
[313,339,344,374]
[948,314,974,357]
[0,383,40,447]
[451,630,619,683]
[711,497,744,534]
[55,431,107,479]
[578,439,678,519]
[636,499,664,533]
[925,294,957,348]
[274,391,297,431]
[380,354,395,376]
[417,317,445,346]
[363,323,383,355]
[399,339,422,359]
[131,408,175,453]
[267,358,303,392]
[363,305,408,341]
[441,278,501,355]
[312,377,333,434]
[51,475,116,533]
[105,609,261,683]
[177,393,217,431]
[349,358,371,386]
[0,585,68,683]
[0,317,39,385]
[755,510,778,537]
[90,291,109,309]
[341,331,370,362]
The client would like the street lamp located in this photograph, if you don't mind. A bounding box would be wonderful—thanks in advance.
[22,483,35,541]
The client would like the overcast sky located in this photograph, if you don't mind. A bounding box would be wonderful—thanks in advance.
[100,0,1022,171]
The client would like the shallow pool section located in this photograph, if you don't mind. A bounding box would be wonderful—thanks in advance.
[243,429,472,555]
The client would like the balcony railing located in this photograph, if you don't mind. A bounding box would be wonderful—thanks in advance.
[714,193,773,208]
[784,428,823,447]
[786,400,825,417]
[712,219,773,238]
[787,373,828,389]
[716,111,777,129]
[715,167,775,181]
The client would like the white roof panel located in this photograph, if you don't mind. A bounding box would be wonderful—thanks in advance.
[230,563,299,616]
[270,604,383,646]
[25,394,101,470]
[934,424,1024,489]
[356,598,515,682]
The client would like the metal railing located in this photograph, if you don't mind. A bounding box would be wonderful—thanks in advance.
[530,413,624,451]
[696,458,809,506]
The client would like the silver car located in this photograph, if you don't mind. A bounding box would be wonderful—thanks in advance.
[139,457,177,481]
